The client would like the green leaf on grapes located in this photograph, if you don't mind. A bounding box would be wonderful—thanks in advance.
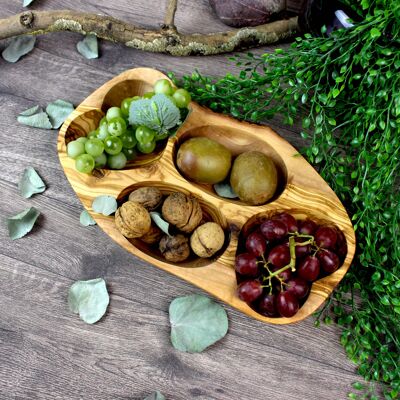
[7,207,40,240]
[2,35,36,63]
[68,278,109,324]
[92,195,117,216]
[46,99,75,129]
[17,106,52,129]
[150,212,170,236]
[169,294,228,353]
[23,0,35,6]
[18,167,46,198]
[77,34,99,59]
[213,182,237,199]
[144,392,166,400]
[80,210,96,226]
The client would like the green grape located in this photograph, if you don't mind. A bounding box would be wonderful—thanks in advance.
[107,117,127,136]
[120,97,133,117]
[137,140,156,154]
[94,153,107,168]
[85,138,104,157]
[75,154,95,174]
[135,126,155,144]
[99,116,108,127]
[106,106,123,121]
[120,129,137,149]
[67,140,86,159]
[97,123,109,140]
[122,147,137,161]
[107,153,127,170]
[173,89,191,108]
[154,79,173,96]
[87,130,98,139]
[131,96,140,101]
[104,136,123,155]
[143,91,155,99]
[76,137,88,144]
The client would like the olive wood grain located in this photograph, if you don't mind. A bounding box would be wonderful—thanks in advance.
[57,67,356,324]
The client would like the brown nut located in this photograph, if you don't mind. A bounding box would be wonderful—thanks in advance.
[115,201,151,238]
[128,187,163,211]
[159,234,190,262]
[140,224,163,244]
[161,192,202,233]
[190,222,225,258]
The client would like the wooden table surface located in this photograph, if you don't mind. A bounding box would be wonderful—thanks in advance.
[0,1,361,399]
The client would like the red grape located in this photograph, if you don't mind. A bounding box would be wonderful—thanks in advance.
[285,277,310,299]
[335,228,348,259]
[273,212,298,233]
[295,243,312,258]
[272,265,292,281]
[276,291,299,317]
[317,249,340,273]
[235,253,259,277]
[257,294,278,317]
[246,232,267,256]
[315,226,338,249]
[237,280,263,303]
[298,219,318,235]
[268,244,291,268]
[260,219,287,241]
[298,255,320,281]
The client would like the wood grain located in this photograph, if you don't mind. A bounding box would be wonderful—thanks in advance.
[57,67,355,325]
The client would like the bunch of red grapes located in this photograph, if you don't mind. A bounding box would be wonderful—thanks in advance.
[235,212,347,318]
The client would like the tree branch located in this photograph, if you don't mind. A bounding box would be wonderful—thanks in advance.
[0,10,298,56]
[163,0,178,30]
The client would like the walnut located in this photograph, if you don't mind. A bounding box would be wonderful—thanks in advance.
[190,222,225,258]
[115,201,151,238]
[161,192,202,233]
[159,234,190,262]
[128,187,163,211]
[140,224,163,244]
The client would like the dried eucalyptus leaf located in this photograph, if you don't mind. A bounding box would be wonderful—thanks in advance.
[46,99,75,129]
[2,35,36,63]
[18,167,46,198]
[77,34,99,59]
[7,207,40,240]
[68,278,109,324]
[19,105,42,116]
[213,182,238,199]
[80,210,96,226]
[150,212,170,236]
[17,107,52,129]
[23,0,36,6]
[92,195,117,216]
[144,392,166,400]
[169,294,228,353]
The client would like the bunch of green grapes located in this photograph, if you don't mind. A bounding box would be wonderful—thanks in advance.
[66,79,191,174]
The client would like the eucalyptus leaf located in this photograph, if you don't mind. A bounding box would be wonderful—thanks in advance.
[19,105,42,117]
[18,167,46,198]
[144,391,166,400]
[68,278,109,324]
[77,34,99,59]
[17,107,52,129]
[23,0,36,6]
[213,182,237,199]
[7,207,40,240]
[46,99,75,129]
[169,294,228,353]
[150,212,170,236]
[2,35,36,63]
[92,195,117,216]
[80,210,96,226]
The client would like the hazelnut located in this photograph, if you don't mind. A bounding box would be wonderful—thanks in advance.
[190,222,225,258]
[162,192,202,233]
[128,187,163,211]
[115,201,151,238]
[159,234,190,262]
[140,224,163,244]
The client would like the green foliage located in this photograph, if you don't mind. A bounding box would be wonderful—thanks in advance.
[17,105,52,129]
[92,195,117,216]
[2,35,36,63]
[144,392,166,400]
[79,210,96,227]
[46,99,75,129]
[7,207,40,240]
[150,212,170,236]
[18,167,46,198]
[177,0,400,396]
[76,34,99,60]
[213,182,238,199]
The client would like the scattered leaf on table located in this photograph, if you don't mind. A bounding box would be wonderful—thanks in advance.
[213,182,238,199]
[144,392,166,400]
[17,106,52,129]
[150,212,170,236]
[18,167,46,198]
[68,278,109,324]
[92,195,117,216]
[169,294,228,353]
[7,207,40,240]
[80,210,96,226]
[2,36,36,63]
[46,99,75,129]
[77,34,99,59]
[23,0,36,6]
